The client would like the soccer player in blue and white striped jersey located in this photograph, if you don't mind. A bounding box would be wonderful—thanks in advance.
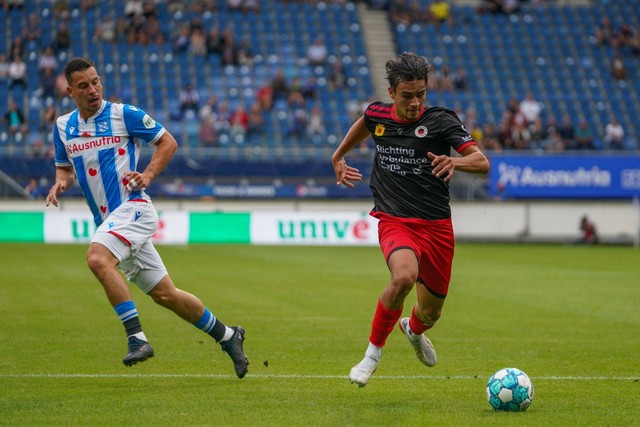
[46,58,248,378]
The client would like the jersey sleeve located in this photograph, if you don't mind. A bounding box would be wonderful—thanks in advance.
[440,109,476,153]
[52,120,72,167]
[121,104,166,146]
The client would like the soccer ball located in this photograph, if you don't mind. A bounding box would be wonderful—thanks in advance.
[486,367,534,412]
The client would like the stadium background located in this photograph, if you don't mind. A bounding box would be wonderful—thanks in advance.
[0,0,639,243]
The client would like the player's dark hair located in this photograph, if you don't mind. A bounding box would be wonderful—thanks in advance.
[385,52,431,90]
[64,57,95,84]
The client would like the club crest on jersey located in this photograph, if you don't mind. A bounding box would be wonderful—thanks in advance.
[142,114,156,129]
[97,121,109,133]
[375,124,385,136]
[415,126,428,138]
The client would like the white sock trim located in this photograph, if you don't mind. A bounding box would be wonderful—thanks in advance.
[221,326,234,342]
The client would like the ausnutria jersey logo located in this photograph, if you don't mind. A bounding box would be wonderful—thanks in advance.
[415,126,428,138]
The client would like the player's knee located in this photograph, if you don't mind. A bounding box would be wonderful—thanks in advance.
[86,250,107,274]
[390,271,418,293]
[149,286,176,307]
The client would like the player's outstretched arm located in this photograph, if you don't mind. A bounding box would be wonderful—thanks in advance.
[332,117,368,187]
[45,166,75,207]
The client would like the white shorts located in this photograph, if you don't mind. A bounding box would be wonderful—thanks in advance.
[92,200,168,294]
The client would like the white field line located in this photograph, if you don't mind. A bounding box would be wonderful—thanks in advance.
[0,373,637,381]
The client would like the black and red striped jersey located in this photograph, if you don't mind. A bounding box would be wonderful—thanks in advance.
[363,101,477,220]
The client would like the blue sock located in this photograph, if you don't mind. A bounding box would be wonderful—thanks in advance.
[194,308,226,342]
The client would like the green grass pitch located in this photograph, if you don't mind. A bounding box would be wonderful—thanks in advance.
[1,243,638,426]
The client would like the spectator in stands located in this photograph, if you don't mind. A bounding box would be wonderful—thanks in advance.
[557,114,575,148]
[199,94,219,122]
[452,68,467,91]
[604,117,625,150]
[329,59,348,89]
[615,23,636,49]
[256,80,274,110]
[54,72,68,100]
[300,76,317,101]
[3,0,25,11]
[40,99,57,136]
[229,104,249,139]
[242,0,260,13]
[227,0,242,11]
[179,83,200,118]
[51,0,70,20]
[124,0,144,20]
[307,37,328,66]
[434,65,454,91]
[389,0,412,25]
[0,53,9,86]
[271,70,289,102]
[611,53,627,81]
[3,98,27,138]
[141,15,165,45]
[51,22,71,54]
[510,120,531,150]
[544,131,566,153]
[220,27,237,66]
[480,122,502,152]
[528,117,545,150]
[198,115,217,147]
[40,66,57,101]
[142,0,157,19]
[172,25,191,53]
[247,101,264,136]
[38,46,58,74]
[189,27,207,56]
[478,0,520,15]
[114,16,131,44]
[429,0,453,27]
[573,118,595,150]
[519,92,542,126]
[236,37,254,67]
[7,54,27,95]
[205,27,222,59]
[22,13,42,50]
[307,105,326,142]
[213,100,232,137]
[9,36,24,60]
[595,17,614,46]
[94,15,117,43]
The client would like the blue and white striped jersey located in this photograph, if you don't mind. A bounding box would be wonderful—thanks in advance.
[53,100,166,226]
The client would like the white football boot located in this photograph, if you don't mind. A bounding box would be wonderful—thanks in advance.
[349,346,381,387]
[399,317,437,367]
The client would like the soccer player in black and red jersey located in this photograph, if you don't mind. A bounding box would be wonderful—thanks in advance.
[331,52,490,387]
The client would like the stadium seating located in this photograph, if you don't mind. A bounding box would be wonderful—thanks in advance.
[392,0,640,148]
[0,0,639,195]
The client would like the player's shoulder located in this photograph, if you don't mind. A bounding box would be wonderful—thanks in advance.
[424,105,458,118]
[364,101,392,118]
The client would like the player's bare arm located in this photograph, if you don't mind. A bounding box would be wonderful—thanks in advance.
[123,132,178,191]
[429,146,489,182]
[331,117,368,187]
[45,166,75,207]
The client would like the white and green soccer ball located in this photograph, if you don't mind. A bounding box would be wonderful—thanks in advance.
[486,367,534,412]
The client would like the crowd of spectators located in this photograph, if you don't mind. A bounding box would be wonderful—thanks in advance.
[0,0,637,155]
